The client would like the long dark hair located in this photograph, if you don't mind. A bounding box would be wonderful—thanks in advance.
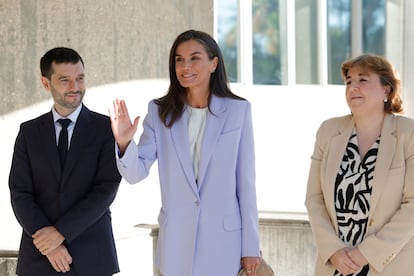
[155,29,244,128]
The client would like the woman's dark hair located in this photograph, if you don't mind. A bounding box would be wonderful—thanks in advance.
[40,47,84,80]
[341,53,403,114]
[155,29,244,128]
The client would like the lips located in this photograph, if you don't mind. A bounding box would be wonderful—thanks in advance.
[181,73,195,78]
[66,91,81,96]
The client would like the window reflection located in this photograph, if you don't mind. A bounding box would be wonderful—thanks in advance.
[327,0,385,84]
[327,0,352,84]
[363,1,385,54]
[217,0,386,86]
[217,0,239,82]
[252,0,286,85]
[296,0,319,84]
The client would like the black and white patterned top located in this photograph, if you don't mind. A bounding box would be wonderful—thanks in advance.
[333,130,380,276]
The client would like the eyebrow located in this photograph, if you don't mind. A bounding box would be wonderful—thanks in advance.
[346,72,369,79]
[57,73,85,79]
[175,51,203,57]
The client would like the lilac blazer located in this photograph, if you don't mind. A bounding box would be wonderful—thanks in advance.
[117,95,260,275]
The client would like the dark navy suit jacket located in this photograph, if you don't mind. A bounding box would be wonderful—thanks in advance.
[9,105,121,276]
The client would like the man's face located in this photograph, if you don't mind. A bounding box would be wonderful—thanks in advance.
[41,61,85,116]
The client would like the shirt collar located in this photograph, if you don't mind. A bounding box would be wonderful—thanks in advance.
[52,103,83,123]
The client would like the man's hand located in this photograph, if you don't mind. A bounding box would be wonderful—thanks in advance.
[32,226,65,255]
[46,244,73,273]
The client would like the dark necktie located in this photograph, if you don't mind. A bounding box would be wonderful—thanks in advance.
[57,118,71,169]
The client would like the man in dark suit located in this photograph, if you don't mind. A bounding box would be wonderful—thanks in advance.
[9,47,121,276]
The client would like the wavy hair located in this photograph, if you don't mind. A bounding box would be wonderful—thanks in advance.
[341,54,403,114]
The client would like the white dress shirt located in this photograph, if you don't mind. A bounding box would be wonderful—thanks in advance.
[52,103,82,148]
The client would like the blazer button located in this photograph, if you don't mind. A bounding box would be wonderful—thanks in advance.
[368,219,374,226]
[194,200,200,206]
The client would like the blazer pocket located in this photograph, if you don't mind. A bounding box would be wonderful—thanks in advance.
[220,127,240,136]
[388,166,404,176]
[218,129,240,147]
[223,213,242,232]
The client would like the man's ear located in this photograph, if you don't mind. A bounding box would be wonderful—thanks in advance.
[41,76,51,91]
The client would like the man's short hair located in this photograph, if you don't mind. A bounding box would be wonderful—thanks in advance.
[40,47,84,79]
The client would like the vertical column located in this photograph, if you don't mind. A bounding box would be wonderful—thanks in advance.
[351,0,363,56]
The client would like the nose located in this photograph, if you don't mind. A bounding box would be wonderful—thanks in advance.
[348,82,359,91]
[182,60,192,70]
[68,80,79,92]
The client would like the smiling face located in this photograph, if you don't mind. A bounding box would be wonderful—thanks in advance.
[345,67,389,117]
[41,61,85,117]
[174,39,218,92]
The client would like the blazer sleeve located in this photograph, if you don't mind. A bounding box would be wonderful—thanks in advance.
[358,117,414,272]
[236,101,260,257]
[116,101,157,184]
[9,123,52,235]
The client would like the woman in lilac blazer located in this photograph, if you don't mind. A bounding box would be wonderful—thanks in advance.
[110,30,261,276]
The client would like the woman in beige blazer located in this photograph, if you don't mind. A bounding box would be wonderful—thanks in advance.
[305,54,414,276]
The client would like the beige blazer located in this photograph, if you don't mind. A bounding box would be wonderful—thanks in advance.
[305,113,414,275]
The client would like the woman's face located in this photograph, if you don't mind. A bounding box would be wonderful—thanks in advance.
[345,67,389,117]
[174,39,217,91]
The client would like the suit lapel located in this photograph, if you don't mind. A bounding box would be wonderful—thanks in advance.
[324,114,397,225]
[39,112,61,179]
[170,108,199,195]
[369,114,396,214]
[197,96,227,187]
[170,96,227,193]
[61,105,91,181]
[324,116,355,224]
